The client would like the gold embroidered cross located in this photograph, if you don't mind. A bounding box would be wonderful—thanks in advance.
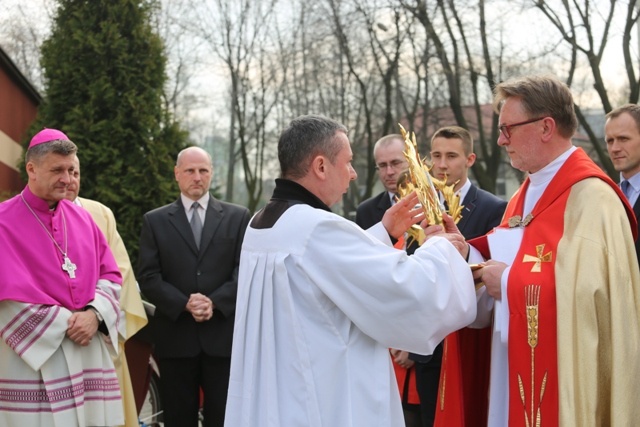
[522,244,552,273]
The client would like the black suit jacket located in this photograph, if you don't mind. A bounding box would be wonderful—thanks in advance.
[138,195,250,359]
[355,190,392,229]
[355,191,415,252]
[456,184,507,240]
[404,184,506,363]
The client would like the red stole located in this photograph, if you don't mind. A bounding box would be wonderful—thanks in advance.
[392,235,421,405]
[391,357,421,405]
[434,327,491,427]
[505,177,562,426]
[469,148,636,426]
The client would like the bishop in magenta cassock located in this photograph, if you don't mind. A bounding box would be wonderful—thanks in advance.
[0,129,123,426]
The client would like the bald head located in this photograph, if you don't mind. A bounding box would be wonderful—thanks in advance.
[175,146,213,201]
[176,146,212,167]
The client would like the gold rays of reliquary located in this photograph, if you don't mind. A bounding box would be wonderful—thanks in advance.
[397,124,463,233]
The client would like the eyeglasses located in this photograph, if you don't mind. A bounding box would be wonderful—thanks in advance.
[375,159,406,171]
[498,117,547,140]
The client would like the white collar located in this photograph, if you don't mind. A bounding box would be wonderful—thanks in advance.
[181,193,210,210]
[621,172,640,191]
[528,146,576,186]
[456,179,472,202]
[523,146,576,216]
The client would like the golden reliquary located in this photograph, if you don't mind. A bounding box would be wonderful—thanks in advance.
[396,124,463,245]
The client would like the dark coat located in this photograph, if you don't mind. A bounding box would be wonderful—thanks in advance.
[355,190,393,231]
[456,184,507,240]
[138,195,250,358]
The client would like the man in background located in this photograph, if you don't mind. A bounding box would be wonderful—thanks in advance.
[605,103,640,267]
[66,155,148,427]
[429,126,506,427]
[138,146,251,427]
[355,134,422,426]
[356,134,407,228]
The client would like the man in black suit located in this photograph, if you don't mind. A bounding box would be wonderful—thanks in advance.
[428,126,506,426]
[356,134,408,229]
[138,146,251,427]
[356,133,419,426]
[605,104,640,268]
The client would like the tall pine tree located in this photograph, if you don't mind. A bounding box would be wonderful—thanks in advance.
[35,0,188,265]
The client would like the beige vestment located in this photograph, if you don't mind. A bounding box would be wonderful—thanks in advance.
[78,197,148,427]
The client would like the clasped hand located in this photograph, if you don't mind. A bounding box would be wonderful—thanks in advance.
[67,310,99,346]
[186,293,214,322]
[420,208,509,298]
[389,349,414,369]
[384,192,470,259]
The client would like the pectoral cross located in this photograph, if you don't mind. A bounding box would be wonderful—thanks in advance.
[62,256,77,279]
[522,244,552,273]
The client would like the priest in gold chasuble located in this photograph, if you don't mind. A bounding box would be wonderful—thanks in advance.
[462,76,640,426]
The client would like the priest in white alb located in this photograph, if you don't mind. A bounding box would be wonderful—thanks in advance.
[0,129,123,426]
[225,115,477,427]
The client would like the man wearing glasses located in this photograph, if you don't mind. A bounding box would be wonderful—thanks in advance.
[356,134,428,427]
[448,75,640,425]
[356,134,408,228]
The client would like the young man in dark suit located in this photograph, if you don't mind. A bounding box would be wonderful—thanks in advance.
[138,146,251,427]
[430,126,507,240]
[605,104,640,268]
[429,126,506,426]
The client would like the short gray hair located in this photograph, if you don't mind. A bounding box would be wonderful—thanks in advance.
[493,75,578,139]
[26,139,78,164]
[278,115,348,179]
